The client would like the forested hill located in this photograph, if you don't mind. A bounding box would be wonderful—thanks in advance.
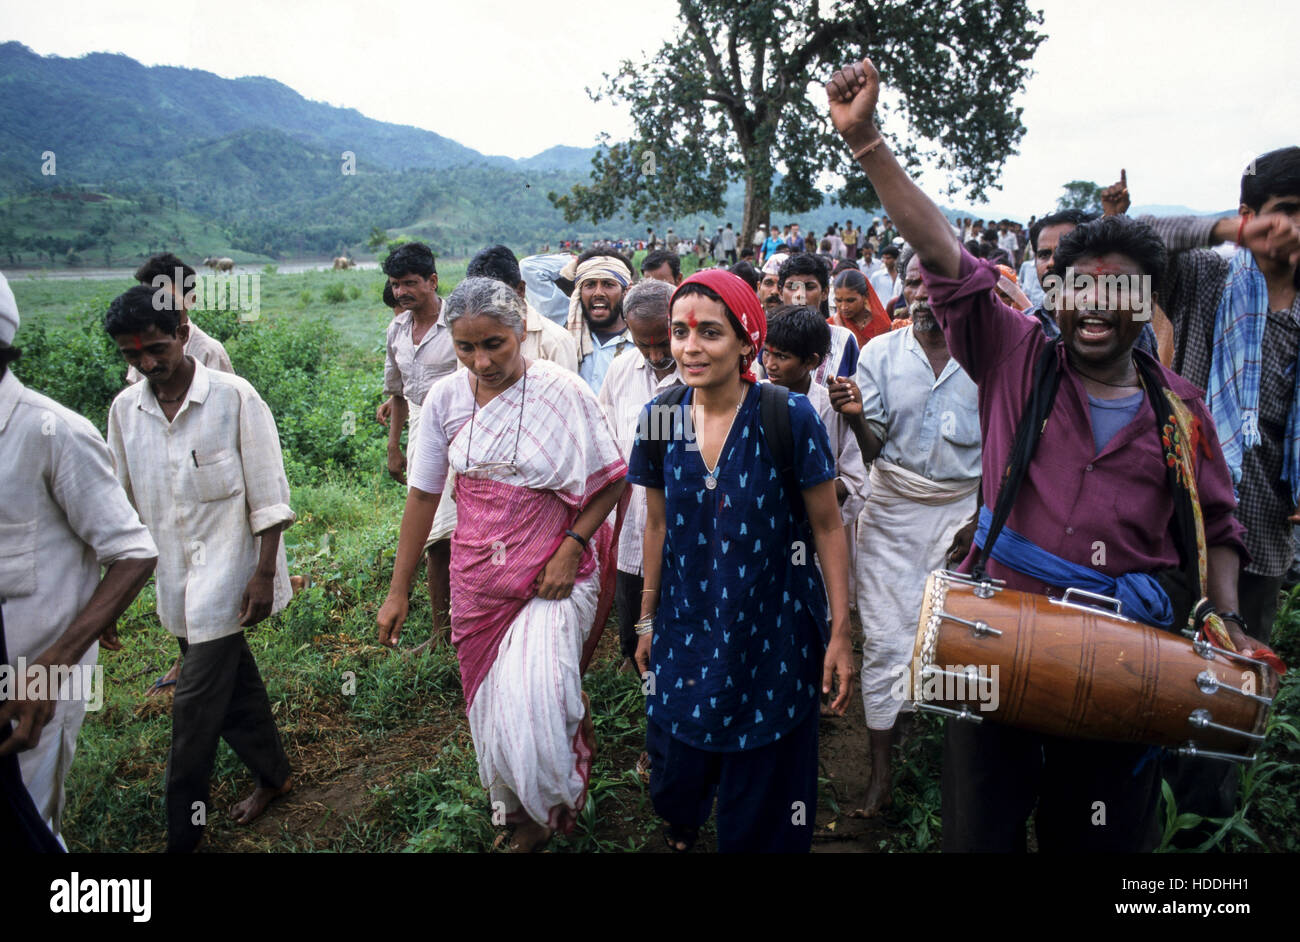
[0,42,611,259]
[0,40,514,183]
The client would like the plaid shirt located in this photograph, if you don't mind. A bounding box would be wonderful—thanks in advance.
[1144,215,1300,577]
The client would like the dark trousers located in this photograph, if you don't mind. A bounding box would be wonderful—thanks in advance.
[614,569,643,660]
[647,707,819,853]
[1239,570,1284,646]
[166,633,290,852]
[942,718,1161,853]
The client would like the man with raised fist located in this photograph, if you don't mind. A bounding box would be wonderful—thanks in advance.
[824,57,1272,853]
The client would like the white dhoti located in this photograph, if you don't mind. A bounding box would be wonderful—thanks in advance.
[856,459,978,730]
[465,570,599,831]
[18,696,87,847]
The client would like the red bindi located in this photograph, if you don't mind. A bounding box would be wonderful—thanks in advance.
[687,313,698,328]
[130,334,144,351]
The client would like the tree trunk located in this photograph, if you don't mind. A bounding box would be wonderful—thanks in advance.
[740,164,772,255]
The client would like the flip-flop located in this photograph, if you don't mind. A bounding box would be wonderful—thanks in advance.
[634,752,651,782]
[146,676,177,695]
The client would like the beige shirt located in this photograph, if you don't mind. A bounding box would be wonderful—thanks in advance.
[597,350,682,575]
[522,304,579,372]
[107,361,295,643]
[0,371,157,669]
[383,305,458,408]
[125,319,232,385]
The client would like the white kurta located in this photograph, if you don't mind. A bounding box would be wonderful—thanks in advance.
[107,361,295,643]
[0,371,157,840]
[853,329,981,729]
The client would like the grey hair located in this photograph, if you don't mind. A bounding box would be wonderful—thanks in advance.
[897,245,916,283]
[623,279,674,324]
[443,276,526,337]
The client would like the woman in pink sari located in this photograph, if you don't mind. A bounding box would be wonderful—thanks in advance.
[377,277,627,851]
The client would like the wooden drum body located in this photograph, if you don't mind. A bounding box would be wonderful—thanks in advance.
[911,571,1274,761]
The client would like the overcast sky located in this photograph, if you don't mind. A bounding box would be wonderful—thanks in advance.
[6,0,1297,219]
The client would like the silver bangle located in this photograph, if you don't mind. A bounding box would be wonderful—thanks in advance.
[634,615,655,636]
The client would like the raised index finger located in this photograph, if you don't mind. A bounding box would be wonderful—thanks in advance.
[1120,168,1127,187]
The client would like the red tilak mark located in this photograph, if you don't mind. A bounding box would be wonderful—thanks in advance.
[130,335,144,351]
[1088,264,1126,276]
[687,313,699,328]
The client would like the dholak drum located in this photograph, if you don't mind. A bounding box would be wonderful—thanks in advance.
[911,570,1274,761]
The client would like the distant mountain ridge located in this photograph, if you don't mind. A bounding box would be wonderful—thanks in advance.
[0,40,588,183]
[0,42,616,256]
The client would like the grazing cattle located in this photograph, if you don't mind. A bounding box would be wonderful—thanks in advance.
[332,257,355,270]
[204,256,235,272]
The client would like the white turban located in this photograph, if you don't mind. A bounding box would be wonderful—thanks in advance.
[566,256,632,362]
[0,272,18,345]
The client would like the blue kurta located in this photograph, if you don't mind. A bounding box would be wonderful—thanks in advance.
[627,382,836,751]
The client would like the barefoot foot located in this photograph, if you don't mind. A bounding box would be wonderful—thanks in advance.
[509,819,553,853]
[231,778,293,825]
[848,777,892,819]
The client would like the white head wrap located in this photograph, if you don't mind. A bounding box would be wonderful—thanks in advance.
[566,256,633,362]
[0,272,18,345]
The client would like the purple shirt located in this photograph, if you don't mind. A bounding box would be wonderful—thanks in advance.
[923,248,1247,597]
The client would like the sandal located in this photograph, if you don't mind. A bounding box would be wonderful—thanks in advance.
[662,823,698,853]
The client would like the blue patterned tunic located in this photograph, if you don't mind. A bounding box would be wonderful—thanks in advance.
[627,382,836,751]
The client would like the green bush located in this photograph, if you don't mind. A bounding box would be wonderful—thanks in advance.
[323,283,348,304]
[12,298,127,430]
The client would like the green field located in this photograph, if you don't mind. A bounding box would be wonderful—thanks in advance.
[6,266,1298,854]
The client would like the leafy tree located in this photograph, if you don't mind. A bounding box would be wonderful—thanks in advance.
[549,0,1046,247]
[1056,179,1102,213]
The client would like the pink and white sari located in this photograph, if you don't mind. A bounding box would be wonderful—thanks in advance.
[416,359,625,833]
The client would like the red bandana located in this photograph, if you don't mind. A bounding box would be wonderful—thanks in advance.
[671,269,768,380]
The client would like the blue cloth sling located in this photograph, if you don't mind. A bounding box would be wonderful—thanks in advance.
[974,505,1174,628]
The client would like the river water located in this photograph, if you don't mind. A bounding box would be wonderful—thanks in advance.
[5,260,381,281]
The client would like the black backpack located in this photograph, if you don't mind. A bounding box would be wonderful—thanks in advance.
[648,382,804,521]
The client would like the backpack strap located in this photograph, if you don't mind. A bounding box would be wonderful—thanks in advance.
[758,382,805,524]
[648,383,689,477]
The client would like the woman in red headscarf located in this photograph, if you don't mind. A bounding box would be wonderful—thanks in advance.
[626,269,854,853]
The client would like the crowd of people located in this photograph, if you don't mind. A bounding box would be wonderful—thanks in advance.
[2,56,1298,855]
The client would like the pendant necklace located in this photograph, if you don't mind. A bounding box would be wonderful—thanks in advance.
[692,390,744,491]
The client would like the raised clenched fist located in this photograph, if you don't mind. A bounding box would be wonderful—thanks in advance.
[825,59,882,153]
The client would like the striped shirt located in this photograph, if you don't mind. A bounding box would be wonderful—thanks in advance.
[1143,215,1300,576]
